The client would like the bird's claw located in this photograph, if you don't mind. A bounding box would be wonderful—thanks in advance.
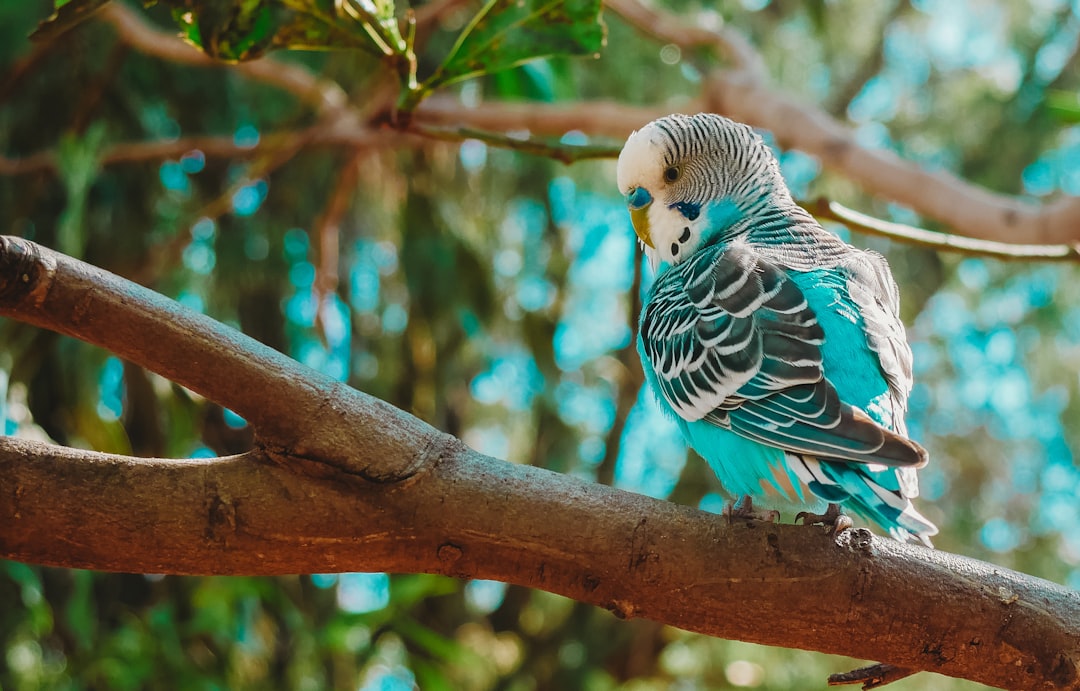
[796,503,854,536]
[723,496,780,524]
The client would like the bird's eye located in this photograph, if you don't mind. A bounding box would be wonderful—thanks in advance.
[663,166,680,183]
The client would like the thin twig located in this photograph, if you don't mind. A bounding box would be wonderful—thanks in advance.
[808,198,1080,263]
[408,124,622,163]
[829,663,916,689]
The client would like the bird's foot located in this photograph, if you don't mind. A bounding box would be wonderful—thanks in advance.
[796,503,853,536]
[723,495,780,524]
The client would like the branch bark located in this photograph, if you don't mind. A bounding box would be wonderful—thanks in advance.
[2,237,1079,690]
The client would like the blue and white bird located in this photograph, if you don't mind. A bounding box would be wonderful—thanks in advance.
[617,113,937,545]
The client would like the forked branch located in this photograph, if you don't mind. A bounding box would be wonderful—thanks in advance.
[0,236,1078,690]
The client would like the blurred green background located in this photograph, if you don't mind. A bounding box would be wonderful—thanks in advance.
[3,0,1080,689]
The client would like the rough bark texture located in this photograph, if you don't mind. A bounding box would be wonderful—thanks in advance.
[1,236,1079,690]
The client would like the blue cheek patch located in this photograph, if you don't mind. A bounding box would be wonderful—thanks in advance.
[627,187,653,209]
[670,201,700,220]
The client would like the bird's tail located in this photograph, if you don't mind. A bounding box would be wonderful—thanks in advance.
[787,454,938,547]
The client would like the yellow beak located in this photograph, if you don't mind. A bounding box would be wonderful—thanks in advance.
[626,187,654,248]
[630,207,653,248]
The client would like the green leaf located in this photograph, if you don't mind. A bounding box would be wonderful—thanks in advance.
[168,0,406,62]
[31,0,113,42]
[1046,89,1080,124]
[430,0,606,89]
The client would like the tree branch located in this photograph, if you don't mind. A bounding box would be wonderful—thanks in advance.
[18,1,1079,250]
[808,198,1080,263]
[2,237,1079,690]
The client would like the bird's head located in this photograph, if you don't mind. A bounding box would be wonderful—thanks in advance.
[616,113,788,266]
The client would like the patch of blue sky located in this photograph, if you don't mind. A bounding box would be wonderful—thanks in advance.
[548,177,577,227]
[337,572,389,614]
[140,102,180,140]
[1023,158,1057,196]
[182,239,215,275]
[698,492,727,515]
[909,340,939,376]
[159,160,190,195]
[180,149,205,174]
[1035,492,1079,535]
[578,435,605,467]
[561,130,588,146]
[917,462,948,501]
[223,408,247,429]
[979,517,1022,553]
[353,351,379,380]
[191,217,215,241]
[778,150,820,199]
[918,0,1008,69]
[459,139,487,173]
[955,259,989,291]
[244,231,269,261]
[500,198,547,247]
[494,248,522,277]
[464,580,507,615]
[97,356,124,421]
[350,261,381,313]
[310,573,337,588]
[918,290,971,338]
[289,261,316,290]
[232,179,268,217]
[554,379,615,434]
[884,25,931,87]
[614,388,686,499]
[320,293,351,352]
[516,275,556,312]
[470,350,543,411]
[361,666,416,691]
[1034,18,1080,83]
[464,425,509,460]
[382,303,408,335]
[233,124,260,148]
[284,228,309,261]
[983,328,1017,365]
[852,122,896,151]
[555,195,635,371]
[975,290,1028,327]
[176,290,205,313]
[285,290,317,327]
[848,75,899,124]
[1042,461,1079,496]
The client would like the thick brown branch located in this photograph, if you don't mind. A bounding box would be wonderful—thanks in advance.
[0,235,435,481]
[2,239,1080,690]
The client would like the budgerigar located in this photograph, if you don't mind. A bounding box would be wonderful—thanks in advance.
[617,113,937,545]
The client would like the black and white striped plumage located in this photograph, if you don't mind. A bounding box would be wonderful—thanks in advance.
[618,113,937,544]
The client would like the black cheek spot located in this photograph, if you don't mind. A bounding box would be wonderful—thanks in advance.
[679,227,691,243]
[670,243,679,256]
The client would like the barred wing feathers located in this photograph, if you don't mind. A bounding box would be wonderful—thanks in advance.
[639,241,927,469]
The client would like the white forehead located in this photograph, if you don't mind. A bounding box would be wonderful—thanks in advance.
[616,122,665,193]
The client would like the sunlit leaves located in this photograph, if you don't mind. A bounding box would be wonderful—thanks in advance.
[427,0,606,89]
[1046,89,1080,124]
[30,0,111,42]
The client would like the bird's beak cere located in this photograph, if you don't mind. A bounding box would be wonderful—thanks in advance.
[626,186,654,248]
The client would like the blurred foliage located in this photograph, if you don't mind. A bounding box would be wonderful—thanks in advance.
[3,0,1080,689]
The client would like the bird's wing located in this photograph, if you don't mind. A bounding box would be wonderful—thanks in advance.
[640,241,926,468]
[842,250,915,433]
